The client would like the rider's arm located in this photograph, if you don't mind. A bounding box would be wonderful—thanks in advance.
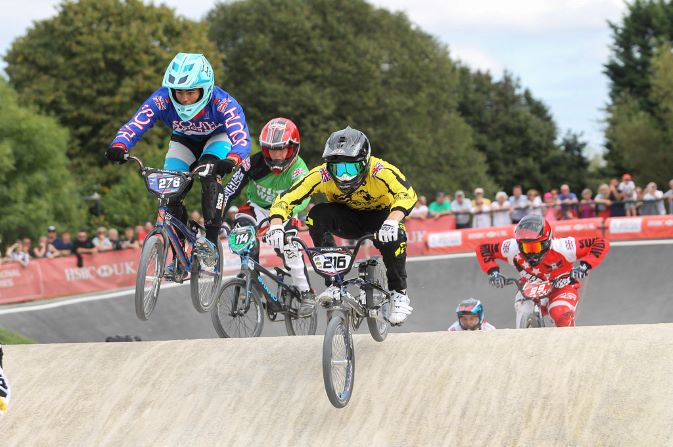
[288,160,311,216]
[222,158,251,212]
[213,92,251,166]
[372,160,417,217]
[269,165,325,226]
[475,238,517,275]
[573,236,610,269]
[109,89,165,152]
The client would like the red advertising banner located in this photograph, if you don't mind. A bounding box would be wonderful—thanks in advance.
[0,249,139,305]
[606,215,673,240]
[3,215,673,305]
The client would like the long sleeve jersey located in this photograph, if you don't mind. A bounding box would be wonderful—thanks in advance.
[476,236,610,283]
[269,156,417,221]
[110,86,251,163]
[223,152,310,215]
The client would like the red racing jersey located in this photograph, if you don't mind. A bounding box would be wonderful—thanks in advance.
[476,236,610,283]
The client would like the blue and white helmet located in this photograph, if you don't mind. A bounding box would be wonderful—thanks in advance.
[456,298,484,330]
[162,53,215,121]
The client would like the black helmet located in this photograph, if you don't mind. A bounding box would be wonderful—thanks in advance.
[322,126,371,195]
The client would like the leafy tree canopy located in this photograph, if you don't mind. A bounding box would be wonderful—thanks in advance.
[0,78,83,243]
[207,0,495,196]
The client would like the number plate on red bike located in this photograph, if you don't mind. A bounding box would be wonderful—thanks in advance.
[521,280,553,299]
[146,172,187,197]
[310,248,353,276]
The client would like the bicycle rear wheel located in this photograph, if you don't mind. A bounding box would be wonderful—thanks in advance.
[284,291,318,336]
[364,258,390,342]
[322,313,355,408]
[211,278,264,338]
[135,236,165,321]
[190,241,223,313]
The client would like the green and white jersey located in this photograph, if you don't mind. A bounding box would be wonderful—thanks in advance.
[223,152,310,216]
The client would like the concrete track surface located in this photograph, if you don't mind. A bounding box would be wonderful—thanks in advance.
[3,324,673,446]
[1,243,672,342]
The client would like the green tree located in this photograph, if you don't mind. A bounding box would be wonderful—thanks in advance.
[4,0,222,193]
[606,43,673,187]
[456,68,588,192]
[207,0,494,196]
[604,0,673,107]
[0,79,83,244]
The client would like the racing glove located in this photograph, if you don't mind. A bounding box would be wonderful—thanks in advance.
[571,262,590,280]
[489,270,506,288]
[105,145,127,163]
[265,224,285,250]
[215,158,236,176]
[377,219,399,243]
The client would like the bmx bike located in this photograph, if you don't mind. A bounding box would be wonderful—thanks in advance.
[211,217,317,337]
[126,155,224,320]
[504,273,576,328]
[290,234,392,408]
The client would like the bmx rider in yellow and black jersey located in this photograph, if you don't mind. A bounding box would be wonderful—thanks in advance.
[266,126,417,324]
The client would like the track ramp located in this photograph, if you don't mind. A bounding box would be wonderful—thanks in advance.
[3,324,673,446]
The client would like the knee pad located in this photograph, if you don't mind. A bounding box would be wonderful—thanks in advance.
[201,177,224,227]
[549,306,575,327]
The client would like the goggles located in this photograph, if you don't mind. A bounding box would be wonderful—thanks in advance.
[327,161,364,181]
[519,241,545,254]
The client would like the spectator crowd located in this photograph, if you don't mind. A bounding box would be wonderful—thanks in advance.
[3,174,672,268]
[407,174,673,228]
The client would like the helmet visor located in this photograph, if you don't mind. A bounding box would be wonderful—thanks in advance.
[327,161,364,182]
[520,241,544,254]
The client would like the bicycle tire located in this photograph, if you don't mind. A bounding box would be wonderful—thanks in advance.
[284,291,318,336]
[364,258,389,342]
[322,313,355,408]
[190,241,223,313]
[211,278,264,338]
[134,236,165,321]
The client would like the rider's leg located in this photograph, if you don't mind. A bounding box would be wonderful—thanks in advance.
[200,134,233,244]
[164,138,198,275]
[514,291,534,328]
[547,286,579,327]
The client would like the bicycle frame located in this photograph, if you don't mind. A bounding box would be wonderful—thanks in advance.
[226,224,300,317]
[145,205,198,275]
[290,234,391,324]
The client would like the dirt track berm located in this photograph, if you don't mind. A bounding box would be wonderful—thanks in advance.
[3,324,673,445]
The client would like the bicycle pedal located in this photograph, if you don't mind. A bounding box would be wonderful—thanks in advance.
[368,309,379,318]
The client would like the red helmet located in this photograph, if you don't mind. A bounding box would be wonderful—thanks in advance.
[259,118,300,175]
[514,214,552,266]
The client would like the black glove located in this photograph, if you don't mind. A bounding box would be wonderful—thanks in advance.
[489,270,506,288]
[571,262,590,280]
[215,158,236,176]
[105,146,127,163]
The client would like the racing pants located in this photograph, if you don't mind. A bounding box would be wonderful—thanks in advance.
[514,283,579,328]
[237,203,311,292]
[306,203,407,291]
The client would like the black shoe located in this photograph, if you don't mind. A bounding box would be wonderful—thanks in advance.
[298,290,316,317]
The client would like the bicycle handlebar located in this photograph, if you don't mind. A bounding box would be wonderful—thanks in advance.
[288,233,375,253]
[124,153,213,177]
[503,272,575,295]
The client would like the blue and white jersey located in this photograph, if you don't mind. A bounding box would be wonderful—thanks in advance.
[110,86,251,163]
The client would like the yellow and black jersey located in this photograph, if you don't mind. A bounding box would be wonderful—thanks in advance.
[270,156,417,221]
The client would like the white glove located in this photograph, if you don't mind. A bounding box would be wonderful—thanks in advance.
[265,224,285,250]
[377,219,399,243]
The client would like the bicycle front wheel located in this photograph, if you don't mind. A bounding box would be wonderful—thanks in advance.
[211,278,264,338]
[322,313,355,408]
[190,241,223,313]
[365,258,389,342]
[134,236,165,321]
[284,291,318,336]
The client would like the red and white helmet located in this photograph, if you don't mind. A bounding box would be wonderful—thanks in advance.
[259,117,300,175]
[514,214,553,266]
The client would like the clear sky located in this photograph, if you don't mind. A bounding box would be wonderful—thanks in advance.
[0,0,628,155]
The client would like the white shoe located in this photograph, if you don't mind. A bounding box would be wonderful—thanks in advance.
[317,285,340,305]
[389,291,413,324]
